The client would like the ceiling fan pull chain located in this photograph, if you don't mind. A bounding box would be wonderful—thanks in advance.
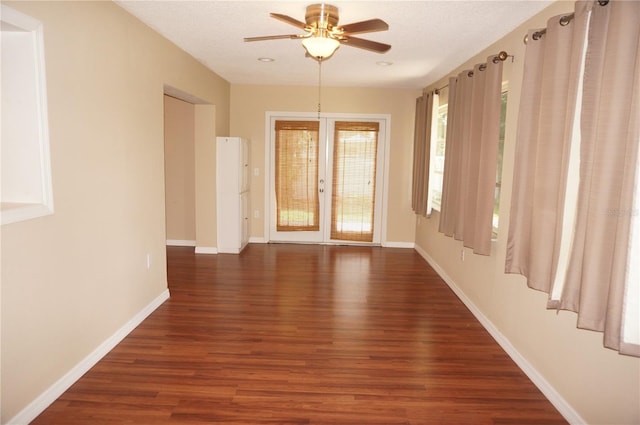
[317,58,322,119]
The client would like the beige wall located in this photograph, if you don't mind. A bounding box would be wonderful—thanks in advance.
[194,104,218,250]
[164,95,196,242]
[414,2,640,424]
[230,85,420,244]
[0,1,229,421]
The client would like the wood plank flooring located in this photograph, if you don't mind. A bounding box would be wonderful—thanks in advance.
[33,244,567,424]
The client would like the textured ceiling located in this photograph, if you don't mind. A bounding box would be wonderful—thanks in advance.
[116,0,553,89]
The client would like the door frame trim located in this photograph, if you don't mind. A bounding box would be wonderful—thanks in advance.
[263,111,391,245]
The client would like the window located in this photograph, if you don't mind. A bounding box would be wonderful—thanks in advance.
[493,88,508,238]
[430,102,448,211]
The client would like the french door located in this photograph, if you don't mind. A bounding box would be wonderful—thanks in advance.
[268,113,387,244]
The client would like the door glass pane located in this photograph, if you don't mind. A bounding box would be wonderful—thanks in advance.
[331,121,379,242]
[274,120,320,231]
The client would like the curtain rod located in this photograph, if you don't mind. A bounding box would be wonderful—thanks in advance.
[524,0,609,44]
[433,51,512,94]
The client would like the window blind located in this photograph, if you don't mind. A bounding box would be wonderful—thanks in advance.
[331,121,379,242]
[274,120,320,231]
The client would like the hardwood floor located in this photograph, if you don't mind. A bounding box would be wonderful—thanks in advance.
[33,244,567,424]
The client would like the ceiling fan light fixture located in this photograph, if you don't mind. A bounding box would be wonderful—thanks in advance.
[245,3,391,58]
[302,36,340,59]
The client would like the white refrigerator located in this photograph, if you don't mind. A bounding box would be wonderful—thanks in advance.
[216,137,250,254]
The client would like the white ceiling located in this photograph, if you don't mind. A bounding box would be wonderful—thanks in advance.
[116,0,553,90]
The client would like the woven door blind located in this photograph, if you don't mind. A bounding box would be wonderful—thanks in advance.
[274,120,320,231]
[331,121,379,242]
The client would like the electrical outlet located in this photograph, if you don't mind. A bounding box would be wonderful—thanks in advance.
[254,210,260,218]
[253,167,260,177]
[146,253,152,270]
[460,249,465,261]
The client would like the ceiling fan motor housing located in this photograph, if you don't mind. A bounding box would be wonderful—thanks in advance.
[306,4,339,30]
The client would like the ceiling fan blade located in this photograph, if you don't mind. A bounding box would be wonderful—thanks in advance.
[339,19,388,35]
[270,13,308,30]
[244,34,303,42]
[341,36,391,53]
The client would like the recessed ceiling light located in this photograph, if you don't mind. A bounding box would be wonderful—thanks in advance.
[258,57,275,62]
[376,61,393,66]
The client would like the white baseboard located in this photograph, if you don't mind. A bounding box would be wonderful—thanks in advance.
[194,246,217,254]
[166,239,196,247]
[413,245,583,425]
[382,241,415,248]
[7,289,171,425]
[249,237,266,243]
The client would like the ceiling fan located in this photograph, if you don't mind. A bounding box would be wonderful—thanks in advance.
[244,3,391,60]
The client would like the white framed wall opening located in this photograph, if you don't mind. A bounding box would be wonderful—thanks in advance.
[1,5,54,225]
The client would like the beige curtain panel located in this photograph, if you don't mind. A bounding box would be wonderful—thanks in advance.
[562,0,639,356]
[411,92,434,217]
[506,2,589,293]
[438,76,460,238]
[438,56,504,255]
[411,95,426,214]
[507,0,640,357]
